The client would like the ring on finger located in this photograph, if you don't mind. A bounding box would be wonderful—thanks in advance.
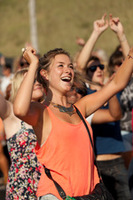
[21,47,27,53]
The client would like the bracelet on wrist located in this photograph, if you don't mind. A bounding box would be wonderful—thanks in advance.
[128,54,133,59]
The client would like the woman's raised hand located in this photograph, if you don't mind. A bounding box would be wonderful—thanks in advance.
[93,13,109,35]
[22,46,39,66]
[109,14,124,35]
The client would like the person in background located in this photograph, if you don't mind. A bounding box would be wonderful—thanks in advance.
[13,55,29,73]
[0,68,44,200]
[128,113,133,199]
[0,117,9,185]
[0,62,14,97]
[66,70,122,126]
[76,14,132,199]
[108,45,133,170]
[0,53,5,77]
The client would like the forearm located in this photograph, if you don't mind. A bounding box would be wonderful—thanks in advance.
[13,62,38,117]
[0,94,10,120]
[76,30,100,72]
[117,32,130,58]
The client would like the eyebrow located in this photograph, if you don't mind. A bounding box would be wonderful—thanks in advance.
[57,61,73,65]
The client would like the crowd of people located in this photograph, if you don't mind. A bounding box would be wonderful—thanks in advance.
[0,14,133,200]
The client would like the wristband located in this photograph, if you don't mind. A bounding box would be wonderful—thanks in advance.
[128,54,133,59]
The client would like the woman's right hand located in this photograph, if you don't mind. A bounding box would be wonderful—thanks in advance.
[22,46,39,66]
[93,13,108,35]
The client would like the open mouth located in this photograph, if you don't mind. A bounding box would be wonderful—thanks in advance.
[61,77,71,82]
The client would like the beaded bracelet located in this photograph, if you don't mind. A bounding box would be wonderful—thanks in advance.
[128,54,133,59]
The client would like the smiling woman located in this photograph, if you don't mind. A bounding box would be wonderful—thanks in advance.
[13,46,133,200]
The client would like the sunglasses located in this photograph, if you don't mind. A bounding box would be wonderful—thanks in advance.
[71,87,85,96]
[88,64,104,72]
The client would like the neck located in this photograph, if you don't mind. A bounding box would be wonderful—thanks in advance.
[50,102,76,116]
[46,90,69,107]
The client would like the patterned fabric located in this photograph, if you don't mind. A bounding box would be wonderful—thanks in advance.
[120,77,133,132]
[6,121,42,200]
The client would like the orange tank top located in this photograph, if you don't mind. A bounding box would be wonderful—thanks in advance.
[35,106,99,199]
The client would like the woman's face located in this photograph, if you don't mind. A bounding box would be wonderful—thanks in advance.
[32,81,45,102]
[45,54,74,93]
[87,60,104,84]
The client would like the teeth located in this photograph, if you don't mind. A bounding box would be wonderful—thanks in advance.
[62,77,71,81]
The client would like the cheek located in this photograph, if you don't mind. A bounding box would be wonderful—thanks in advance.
[91,72,97,81]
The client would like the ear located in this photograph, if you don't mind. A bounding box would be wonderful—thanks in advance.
[40,69,49,80]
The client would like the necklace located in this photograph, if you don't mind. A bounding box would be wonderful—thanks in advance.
[51,102,76,116]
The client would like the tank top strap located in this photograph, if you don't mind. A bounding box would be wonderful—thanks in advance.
[21,121,26,130]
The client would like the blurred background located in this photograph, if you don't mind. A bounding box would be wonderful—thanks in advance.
[0,0,133,61]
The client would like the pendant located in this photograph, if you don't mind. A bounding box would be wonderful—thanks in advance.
[51,102,76,116]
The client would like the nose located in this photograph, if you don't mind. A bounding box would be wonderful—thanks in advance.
[97,66,103,71]
[64,66,71,73]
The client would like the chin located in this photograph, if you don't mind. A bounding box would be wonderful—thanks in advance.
[63,86,71,92]
[32,95,44,102]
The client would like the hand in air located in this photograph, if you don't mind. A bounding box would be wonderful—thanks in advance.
[109,14,124,35]
[22,46,39,66]
[93,13,109,35]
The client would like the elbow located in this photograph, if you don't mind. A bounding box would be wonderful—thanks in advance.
[116,114,122,121]
[13,104,27,118]
[113,112,123,121]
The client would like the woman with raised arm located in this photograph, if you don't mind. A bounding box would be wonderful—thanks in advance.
[13,46,133,200]
[0,68,44,200]
[76,14,130,78]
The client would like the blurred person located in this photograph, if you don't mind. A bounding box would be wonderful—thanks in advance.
[108,19,132,170]
[76,14,132,199]
[128,157,133,199]
[66,70,122,126]
[5,83,11,101]
[0,53,5,66]
[108,47,133,170]
[0,68,44,200]
[66,71,88,104]
[13,45,133,200]
[0,62,14,96]
[0,53,5,78]
[13,55,29,72]
[0,117,9,185]
[86,56,131,200]
[108,47,124,76]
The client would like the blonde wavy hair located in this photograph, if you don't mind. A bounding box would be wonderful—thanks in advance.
[10,68,28,103]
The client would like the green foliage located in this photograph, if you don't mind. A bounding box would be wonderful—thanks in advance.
[0,0,133,59]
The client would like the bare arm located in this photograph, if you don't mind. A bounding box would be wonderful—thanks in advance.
[109,14,130,58]
[108,95,122,119]
[13,47,40,126]
[0,92,11,120]
[76,14,108,72]
[75,47,133,117]
[92,95,122,124]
